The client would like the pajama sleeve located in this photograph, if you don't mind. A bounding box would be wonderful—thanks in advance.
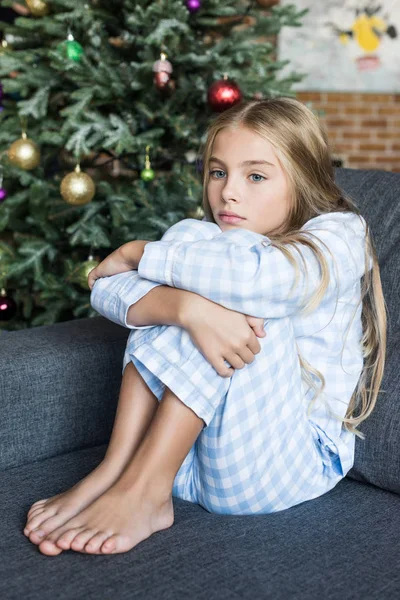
[90,271,163,330]
[137,213,370,320]
[90,218,222,329]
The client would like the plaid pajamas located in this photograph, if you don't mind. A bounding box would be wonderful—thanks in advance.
[91,213,371,515]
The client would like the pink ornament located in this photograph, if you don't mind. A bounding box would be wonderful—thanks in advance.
[0,290,17,321]
[0,188,7,202]
[152,57,173,74]
[186,0,201,13]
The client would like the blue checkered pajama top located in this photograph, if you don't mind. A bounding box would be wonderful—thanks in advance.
[90,212,372,515]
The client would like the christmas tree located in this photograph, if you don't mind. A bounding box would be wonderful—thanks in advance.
[0,0,307,330]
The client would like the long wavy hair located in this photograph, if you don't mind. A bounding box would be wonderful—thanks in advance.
[199,97,387,440]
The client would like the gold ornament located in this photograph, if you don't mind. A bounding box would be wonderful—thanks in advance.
[26,0,50,17]
[187,206,205,220]
[77,255,99,289]
[0,40,10,55]
[8,133,40,170]
[60,164,96,205]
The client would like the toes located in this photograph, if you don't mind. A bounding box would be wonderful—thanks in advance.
[69,529,97,552]
[29,529,49,545]
[27,512,69,544]
[27,504,46,521]
[31,513,81,545]
[38,540,64,556]
[84,532,110,553]
[25,509,47,533]
[44,524,86,549]
[26,506,46,523]
[24,508,56,536]
[101,535,118,554]
[54,527,85,550]
[24,513,45,535]
[27,499,48,517]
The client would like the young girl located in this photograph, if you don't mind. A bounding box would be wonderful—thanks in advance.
[23,97,386,558]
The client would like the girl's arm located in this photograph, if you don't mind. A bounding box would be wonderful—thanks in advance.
[90,270,165,329]
[91,269,203,329]
[136,213,370,320]
[126,285,197,328]
[90,218,221,329]
[88,240,149,289]
[119,240,149,269]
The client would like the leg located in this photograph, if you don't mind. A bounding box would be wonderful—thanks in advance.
[192,317,354,515]
[116,384,205,492]
[102,361,160,468]
[121,316,352,517]
[24,361,161,545]
[35,385,205,556]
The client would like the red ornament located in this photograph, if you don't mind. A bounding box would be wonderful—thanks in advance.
[207,78,242,112]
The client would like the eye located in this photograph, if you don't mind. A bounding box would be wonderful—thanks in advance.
[208,170,266,182]
[209,169,225,179]
[249,173,265,182]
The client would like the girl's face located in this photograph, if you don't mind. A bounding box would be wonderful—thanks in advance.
[207,125,291,235]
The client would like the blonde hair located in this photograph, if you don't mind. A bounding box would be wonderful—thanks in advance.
[199,97,387,441]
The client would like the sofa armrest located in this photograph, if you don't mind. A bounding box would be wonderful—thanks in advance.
[0,316,129,471]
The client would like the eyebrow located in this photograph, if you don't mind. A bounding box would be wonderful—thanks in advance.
[209,156,276,168]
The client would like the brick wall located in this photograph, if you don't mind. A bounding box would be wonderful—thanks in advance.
[296,92,400,173]
[255,0,400,173]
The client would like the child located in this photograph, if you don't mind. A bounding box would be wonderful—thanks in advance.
[23,97,385,558]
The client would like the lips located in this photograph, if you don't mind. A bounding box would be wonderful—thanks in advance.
[219,212,244,219]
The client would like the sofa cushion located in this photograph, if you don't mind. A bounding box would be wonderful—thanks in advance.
[0,316,129,470]
[2,443,400,599]
[334,168,400,493]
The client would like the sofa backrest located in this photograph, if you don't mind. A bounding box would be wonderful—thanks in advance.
[334,168,400,493]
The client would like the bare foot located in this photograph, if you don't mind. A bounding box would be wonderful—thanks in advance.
[24,460,126,549]
[35,482,174,556]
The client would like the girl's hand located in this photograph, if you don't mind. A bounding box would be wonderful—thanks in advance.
[180,293,266,378]
[88,240,149,290]
[87,248,133,291]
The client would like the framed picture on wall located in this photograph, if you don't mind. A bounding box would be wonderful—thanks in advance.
[278,0,399,92]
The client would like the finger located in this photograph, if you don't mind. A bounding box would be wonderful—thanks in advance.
[227,353,247,370]
[231,348,255,366]
[88,271,98,289]
[247,335,262,355]
[239,347,258,365]
[217,359,235,378]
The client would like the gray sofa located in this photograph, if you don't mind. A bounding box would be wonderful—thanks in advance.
[1,167,400,599]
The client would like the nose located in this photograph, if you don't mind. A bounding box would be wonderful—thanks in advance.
[220,175,241,203]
